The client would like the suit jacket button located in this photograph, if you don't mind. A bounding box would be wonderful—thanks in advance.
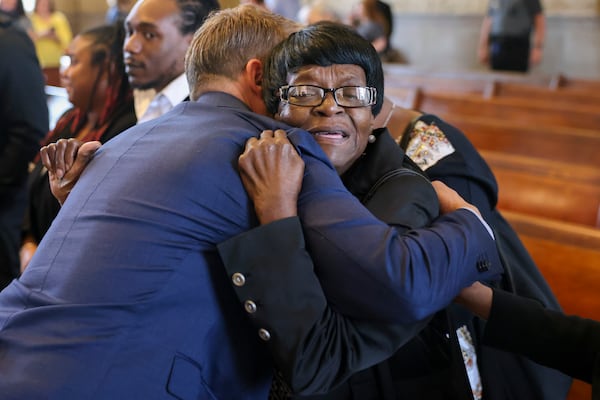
[259,328,271,341]
[232,273,246,287]
[244,300,257,314]
[477,260,489,272]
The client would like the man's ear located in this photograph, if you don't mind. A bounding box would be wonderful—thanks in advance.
[244,58,264,95]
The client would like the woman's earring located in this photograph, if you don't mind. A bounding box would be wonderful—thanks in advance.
[368,134,377,143]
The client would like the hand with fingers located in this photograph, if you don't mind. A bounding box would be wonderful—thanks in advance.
[40,138,102,205]
[238,129,305,225]
[431,180,482,218]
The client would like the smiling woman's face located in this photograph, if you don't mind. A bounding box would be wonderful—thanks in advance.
[275,64,375,175]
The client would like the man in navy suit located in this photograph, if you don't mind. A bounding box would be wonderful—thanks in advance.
[1,5,501,399]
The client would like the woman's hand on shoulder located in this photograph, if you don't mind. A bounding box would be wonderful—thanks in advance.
[40,139,101,205]
[238,129,304,225]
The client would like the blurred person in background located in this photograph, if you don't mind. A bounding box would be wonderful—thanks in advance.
[349,0,387,56]
[19,23,136,271]
[0,11,48,289]
[478,0,545,72]
[240,0,267,8]
[265,0,301,21]
[123,0,219,123]
[29,0,72,69]
[0,0,31,33]
[19,0,222,270]
[298,0,340,25]
[105,0,135,25]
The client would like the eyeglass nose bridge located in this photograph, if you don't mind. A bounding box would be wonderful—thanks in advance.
[317,88,342,107]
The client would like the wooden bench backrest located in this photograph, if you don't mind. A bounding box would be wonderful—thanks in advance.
[446,115,600,169]
[412,90,600,130]
[503,210,600,321]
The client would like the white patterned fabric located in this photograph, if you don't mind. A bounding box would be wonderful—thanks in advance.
[457,325,483,400]
[402,120,455,171]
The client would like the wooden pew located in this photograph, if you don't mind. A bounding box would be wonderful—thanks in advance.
[383,65,600,99]
[383,86,421,109]
[383,71,488,96]
[381,92,600,169]
[380,98,600,226]
[382,64,556,91]
[503,210,600,400]
[411,90,600,131]
[394,88,600,171]
[381,68,600,400]
[487,81,600,108]
[446,115,600,168]
[503,210,600,321]
[379,85,599,398]
[547,72,600,92]
[481,151,600,227]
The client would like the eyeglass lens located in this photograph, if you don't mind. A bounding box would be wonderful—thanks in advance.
[283,85,375,107]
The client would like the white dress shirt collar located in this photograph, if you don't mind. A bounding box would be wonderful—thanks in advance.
[133,73,190,121]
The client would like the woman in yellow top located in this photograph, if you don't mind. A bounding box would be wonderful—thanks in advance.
[29,0,72,68]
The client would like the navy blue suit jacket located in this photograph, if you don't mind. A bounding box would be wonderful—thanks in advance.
[0,93,500,399]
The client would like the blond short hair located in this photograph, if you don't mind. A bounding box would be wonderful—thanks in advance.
[185,4,300,100]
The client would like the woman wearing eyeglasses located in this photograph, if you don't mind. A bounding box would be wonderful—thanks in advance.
[219,21,489,400]
[220,21,568,400]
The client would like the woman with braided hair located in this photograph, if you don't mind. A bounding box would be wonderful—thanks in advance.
[19,23,136,272]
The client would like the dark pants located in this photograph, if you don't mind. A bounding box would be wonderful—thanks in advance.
[489,35,531,72]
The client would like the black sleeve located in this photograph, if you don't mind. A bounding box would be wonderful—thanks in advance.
[100,100,137,143]
[484,288,600,383]
[218,217,430,394]
[362,168,439,231]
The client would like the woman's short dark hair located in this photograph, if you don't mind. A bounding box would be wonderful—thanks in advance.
[263,21,384,116]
